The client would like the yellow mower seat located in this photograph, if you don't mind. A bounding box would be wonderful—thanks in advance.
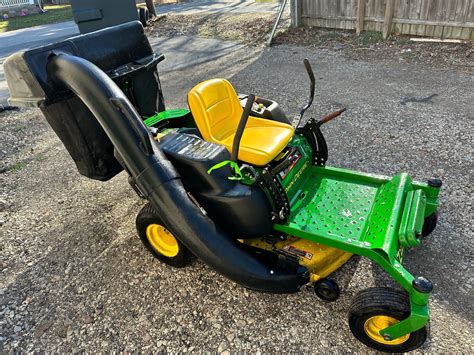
[188,79,294,166]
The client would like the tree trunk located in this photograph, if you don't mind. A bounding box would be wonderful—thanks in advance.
[145,0,157,17]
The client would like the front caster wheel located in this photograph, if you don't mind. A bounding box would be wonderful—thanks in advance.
[314,279,340,302]
[422,212,438,237]
[349,287,428,352]
[136,202,194,268]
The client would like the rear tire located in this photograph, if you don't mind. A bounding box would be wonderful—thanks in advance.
[348,287,428,352]
[136,202,193,268]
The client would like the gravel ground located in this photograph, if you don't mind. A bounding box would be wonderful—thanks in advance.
[147,13,274,46]
[1,42,473,352]
[147,12,473,73]
[275,30,473,73]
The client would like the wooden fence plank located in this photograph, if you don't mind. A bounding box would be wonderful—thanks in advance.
[299,16,473,28]
[392,18,474,27]
[356,0,366,34]
[433,0,445,38]
[351,0,358,29]
[466,0,474,22]
[402,0,411,35]
[410,0,423,35]
[296,0,473,40]
[444,0,458,38]
[374,0,383,19]
[366,0,373,19]
[452,0,466,38]
[450,0,459,21]
[302,15,474,29]
[313,0,319,16]
[460,0,473,38]
[424,0,437,37]
[383,0,396,39]
[417,0,430,36]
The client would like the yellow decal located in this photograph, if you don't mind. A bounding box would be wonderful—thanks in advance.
[285,161,309,193]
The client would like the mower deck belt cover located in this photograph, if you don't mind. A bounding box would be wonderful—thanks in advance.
[4,21,165,181]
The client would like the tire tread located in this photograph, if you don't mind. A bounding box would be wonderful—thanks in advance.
[136,202,194,268]
[348,287,428,352]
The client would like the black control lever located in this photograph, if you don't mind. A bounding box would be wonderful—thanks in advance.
[231,94,255,163]
[272,147,299,176]
[295,59,316,128]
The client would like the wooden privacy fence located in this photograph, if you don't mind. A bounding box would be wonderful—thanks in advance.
[291,0,474,40]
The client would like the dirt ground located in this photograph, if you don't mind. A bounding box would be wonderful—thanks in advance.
[147,13,474,72]
[147,13,275,45]
[1,22,473,353]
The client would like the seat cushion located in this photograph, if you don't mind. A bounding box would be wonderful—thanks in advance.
[220,116,294,166]
[188,79,243,142]
[188,79,294,166]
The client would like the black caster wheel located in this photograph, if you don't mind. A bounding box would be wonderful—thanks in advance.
[314,278,340,302]
[136,202,194,268]
[421,212,438,238]
[349,287,428,352]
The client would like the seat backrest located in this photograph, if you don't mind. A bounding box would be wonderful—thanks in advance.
[188,79,243,142]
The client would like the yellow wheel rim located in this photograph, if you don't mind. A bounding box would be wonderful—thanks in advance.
[146,224,179,257]
[364,315,410,345]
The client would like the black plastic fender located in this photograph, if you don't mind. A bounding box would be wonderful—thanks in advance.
[46,53,309,293]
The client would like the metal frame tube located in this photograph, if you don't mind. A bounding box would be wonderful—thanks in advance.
[268,0,288,46]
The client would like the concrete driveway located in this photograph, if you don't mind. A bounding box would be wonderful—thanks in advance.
[0,21,79,105]
[0,27,242,105]
[0,0,280,105]
[157,0,281,15]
